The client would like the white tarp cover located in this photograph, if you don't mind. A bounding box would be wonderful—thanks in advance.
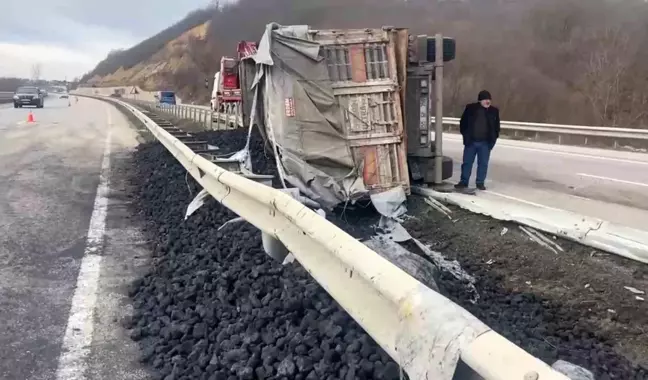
[246,23,367,209]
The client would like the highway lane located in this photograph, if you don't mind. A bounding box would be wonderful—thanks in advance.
[440,133,648,230]
[0,97,148,379]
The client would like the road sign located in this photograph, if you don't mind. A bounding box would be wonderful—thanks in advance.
[130,87,139,94]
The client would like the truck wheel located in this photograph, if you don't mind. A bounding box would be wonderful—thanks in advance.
[38,101,44,108]
[13,103,18,108]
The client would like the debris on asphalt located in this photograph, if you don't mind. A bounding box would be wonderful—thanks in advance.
[423,196,453,220]
[519,226,559,254]
[624,286,645,295]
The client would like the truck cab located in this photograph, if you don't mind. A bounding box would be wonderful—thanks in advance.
[211,57,242,112]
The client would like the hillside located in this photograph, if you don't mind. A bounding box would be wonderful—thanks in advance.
[83,0,648,126]
[85,22,210,90]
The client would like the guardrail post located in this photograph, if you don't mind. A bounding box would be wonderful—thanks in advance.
[208,109,213,130]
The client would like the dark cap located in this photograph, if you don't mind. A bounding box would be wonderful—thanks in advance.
[478,90,492,101]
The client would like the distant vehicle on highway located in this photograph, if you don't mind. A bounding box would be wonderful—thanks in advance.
[49,86,68,98]
[156,91,176,105]
[13,86,44,108]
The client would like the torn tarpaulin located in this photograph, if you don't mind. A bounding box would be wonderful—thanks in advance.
[185,189,211,220]
[243,23,409,212]
[244,23,361,209]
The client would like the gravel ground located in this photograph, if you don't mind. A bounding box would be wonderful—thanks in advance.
[405,196,648,380]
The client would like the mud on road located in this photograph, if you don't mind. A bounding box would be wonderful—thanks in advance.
[405,196,648,379]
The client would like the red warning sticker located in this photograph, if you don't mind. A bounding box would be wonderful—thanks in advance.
[284,97,295,117]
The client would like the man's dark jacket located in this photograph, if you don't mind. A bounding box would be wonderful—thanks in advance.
[459,103,501,147]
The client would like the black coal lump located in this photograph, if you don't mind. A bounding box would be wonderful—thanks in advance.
[127,122,647,379]
[196,127,278,178]
[125,136,408,380]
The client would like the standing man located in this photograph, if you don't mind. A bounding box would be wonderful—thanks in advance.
[455,90,500,191]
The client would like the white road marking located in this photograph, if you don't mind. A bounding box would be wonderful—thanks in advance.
[443,134,648,166]
[577,173,648,188]
[55,106,112,380]
[485,190,565,212]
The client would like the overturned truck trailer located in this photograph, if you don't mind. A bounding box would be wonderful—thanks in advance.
[239,24,448,211]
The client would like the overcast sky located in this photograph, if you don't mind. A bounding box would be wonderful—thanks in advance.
[0,0,212,80]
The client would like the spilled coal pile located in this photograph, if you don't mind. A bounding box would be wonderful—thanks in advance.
[125,128,401,380]
[125,122,646,380]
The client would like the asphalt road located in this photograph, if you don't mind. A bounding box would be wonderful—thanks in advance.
[0,97,148,380]
[441,134,648,230]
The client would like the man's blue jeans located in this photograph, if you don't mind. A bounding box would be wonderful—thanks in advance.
[460,141,491,186]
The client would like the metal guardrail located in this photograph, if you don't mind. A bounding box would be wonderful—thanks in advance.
[151,100,648,146]
[130,100,242,130]
[90,94,570,380]
[434,117,648,144]
[0,92,14,104]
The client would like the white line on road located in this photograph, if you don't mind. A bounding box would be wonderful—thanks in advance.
[485,190,566,212]
[577,173,648,188]
[55,106,113,380]
[443,134,648,166]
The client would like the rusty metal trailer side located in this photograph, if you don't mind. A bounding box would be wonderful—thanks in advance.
[308,27,411,195]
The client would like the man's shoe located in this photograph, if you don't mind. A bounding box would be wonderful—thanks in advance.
[454,183,467,190]
[476,184,486,190]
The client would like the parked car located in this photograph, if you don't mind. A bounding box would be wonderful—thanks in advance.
[13,86,44,108]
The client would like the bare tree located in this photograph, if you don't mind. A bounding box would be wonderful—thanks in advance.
[31,63,42,82]
[576,26,647,127]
